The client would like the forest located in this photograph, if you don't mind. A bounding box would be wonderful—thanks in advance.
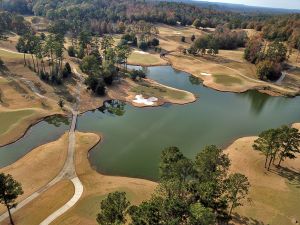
[1,0,299,47]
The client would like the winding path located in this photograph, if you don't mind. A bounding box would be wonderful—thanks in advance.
[0,48,84,224]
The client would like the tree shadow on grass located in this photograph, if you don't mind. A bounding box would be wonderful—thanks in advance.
[230,213,266,225]
[271,166,300,188]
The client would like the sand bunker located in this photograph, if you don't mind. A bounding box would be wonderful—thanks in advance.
[201,72,212,76]
[133,95,158,106]
[134,50,149,55]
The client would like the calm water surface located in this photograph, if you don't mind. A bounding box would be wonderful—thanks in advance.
[77,66,300,180]
[0,116,70,167]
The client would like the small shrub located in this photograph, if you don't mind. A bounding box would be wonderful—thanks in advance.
[67,46,77,57]
[130,69,146,81]
[151,38,159,46]
[256,60,282,81]
[139,41,148,51]
[62,62,72,78]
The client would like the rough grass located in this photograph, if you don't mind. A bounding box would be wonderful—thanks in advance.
[213,74,243,86]
[0,133,69,215]
[131,81,186,100]
[0,109,35,136]
[0,180,74,225]
[226,134,300,225]
[51,132,156,225]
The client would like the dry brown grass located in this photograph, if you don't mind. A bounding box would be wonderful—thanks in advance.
[0,133,69,214]
[0,180,74,225]
[225,124,300,225]
[51,132,157,225]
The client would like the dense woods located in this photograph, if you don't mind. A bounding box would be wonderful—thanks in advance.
[1,0,299,47]
[0,11,31,39]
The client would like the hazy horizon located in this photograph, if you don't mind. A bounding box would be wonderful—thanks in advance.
[196,0,300,10]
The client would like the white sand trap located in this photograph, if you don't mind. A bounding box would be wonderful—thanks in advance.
[175,32,182,35]
[133,95,158,106]
[134,50,149,55]
[201,72,212,76]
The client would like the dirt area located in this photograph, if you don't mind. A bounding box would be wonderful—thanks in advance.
[51,132,157,225]
[225,124,300,225]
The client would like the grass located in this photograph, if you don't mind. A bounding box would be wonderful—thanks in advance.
[0,132,69,214]
[226,135,300,225]
[0,77,8,84]
[213,74,243,86]
[51,132,156,225]
[128,51,164,65]
[131,81,186,100]
[0,109,35,136]
[0,49,24,59]
[1,180,74,225]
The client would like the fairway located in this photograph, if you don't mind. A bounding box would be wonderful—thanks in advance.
[0,109,35,136]
[128,51,166,66]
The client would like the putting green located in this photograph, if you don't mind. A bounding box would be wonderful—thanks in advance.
[213,74,243,86]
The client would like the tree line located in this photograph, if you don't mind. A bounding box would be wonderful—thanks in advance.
[97,145,250,225]
[253,125,300,170]
[0,11,31,39]
[244,35,288,81]
[187,25,247,56]
[16,32,72,84]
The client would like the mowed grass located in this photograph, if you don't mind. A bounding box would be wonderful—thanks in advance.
[0,109,35,135]
[0,77,8,84]
[227,135,300,225]
[213,74,243,86]
[128,51,164,65]
[131,81,187,100]
[73,188,136,221]
[246,183,300,224]
[0,49,24,59]
[1,180,74,225]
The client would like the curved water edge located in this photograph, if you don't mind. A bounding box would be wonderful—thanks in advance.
[1,65,300,180]
[78,66,300,180]
[0,115,70,168]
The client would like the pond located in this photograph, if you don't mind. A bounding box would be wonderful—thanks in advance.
[0,115,70,167]
[77,66,300,180]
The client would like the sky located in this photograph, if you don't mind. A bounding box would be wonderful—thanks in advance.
[200,0,300,9]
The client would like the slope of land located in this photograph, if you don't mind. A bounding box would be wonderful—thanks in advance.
[225,123,300,225]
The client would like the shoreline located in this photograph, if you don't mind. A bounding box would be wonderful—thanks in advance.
[86,122,300,182]
[128,51,299,97]
[0,110,67,147]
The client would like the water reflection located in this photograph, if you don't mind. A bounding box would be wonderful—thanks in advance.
[239,91,272,115]
[189,75,201,85]
[98,100,126,116]
[44,115,70,127]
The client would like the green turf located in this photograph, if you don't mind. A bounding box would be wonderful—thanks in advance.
[0,77,8,84]
[0,109,35,135]
[131,82,186,100]
[213,74,243,86]
[128,52,160,65]
[0,49,24,59]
